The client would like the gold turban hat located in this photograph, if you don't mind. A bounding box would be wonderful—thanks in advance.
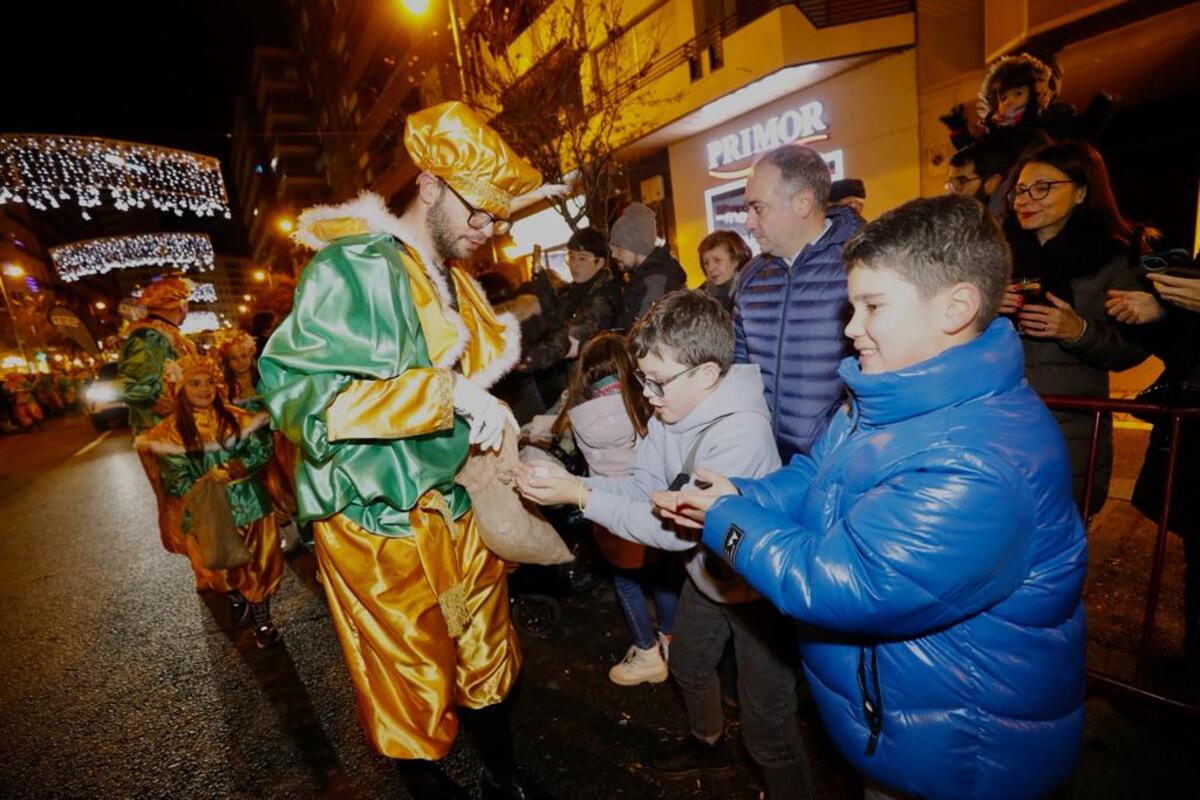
[163,353,224,395]
[139,277,194,312]
[213,328,257,359]
[404,101,542,219]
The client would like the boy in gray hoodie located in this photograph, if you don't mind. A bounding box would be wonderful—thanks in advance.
[517,290,811,799]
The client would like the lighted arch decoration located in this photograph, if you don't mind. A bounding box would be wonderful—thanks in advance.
[0,134,230,218]
[50,232,215,282]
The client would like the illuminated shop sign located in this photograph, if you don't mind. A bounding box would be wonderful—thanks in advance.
[706,101,830,177]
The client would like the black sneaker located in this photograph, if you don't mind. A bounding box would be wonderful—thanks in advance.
[645,736,735,780]
[249,601,282,648]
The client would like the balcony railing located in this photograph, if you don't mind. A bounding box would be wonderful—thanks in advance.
[597,0,914,110]
[1042,394,1200,717]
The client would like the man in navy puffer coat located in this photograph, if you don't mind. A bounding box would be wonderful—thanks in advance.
[733,144,863,463]
[662,196,1088,799]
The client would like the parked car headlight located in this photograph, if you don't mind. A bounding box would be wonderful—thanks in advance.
[86,384,119,405]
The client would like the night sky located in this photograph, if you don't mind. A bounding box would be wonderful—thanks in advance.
[4,2,291,251]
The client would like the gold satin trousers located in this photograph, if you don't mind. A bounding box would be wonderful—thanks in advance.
[312,497,521,760]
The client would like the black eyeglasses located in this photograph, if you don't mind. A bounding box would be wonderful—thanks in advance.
[440,179,511,235]
[1006,179,1076,203]
[945,175,981,192]
[633,364,701,397]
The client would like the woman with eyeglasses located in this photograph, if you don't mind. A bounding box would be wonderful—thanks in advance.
[999,140,1153,517]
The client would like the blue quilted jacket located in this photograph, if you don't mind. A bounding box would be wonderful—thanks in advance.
[703,320,1088,800]
[732,204,862,462]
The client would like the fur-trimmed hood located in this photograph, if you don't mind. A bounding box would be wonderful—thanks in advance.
[291,191,521,389]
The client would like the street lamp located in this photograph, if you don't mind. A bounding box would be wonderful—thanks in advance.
[400,0,468,99]
[277,216,295,234]
[0,263,32,371]
[253,269,268,283]
[94,300,107,310]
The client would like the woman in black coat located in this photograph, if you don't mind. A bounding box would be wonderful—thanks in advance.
[1000,140,1152,517]
[1108,258,1200,655]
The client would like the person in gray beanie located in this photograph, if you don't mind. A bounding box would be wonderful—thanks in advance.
[610,202,687,330]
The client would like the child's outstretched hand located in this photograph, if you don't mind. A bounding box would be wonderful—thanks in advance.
[515,460,584,507]
[650,468,736,529]
[1105,289,1166,324]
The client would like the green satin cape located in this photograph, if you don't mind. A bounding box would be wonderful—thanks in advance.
[257,233,470,536]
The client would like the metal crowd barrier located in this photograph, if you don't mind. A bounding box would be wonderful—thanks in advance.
[1041,394,1200,717]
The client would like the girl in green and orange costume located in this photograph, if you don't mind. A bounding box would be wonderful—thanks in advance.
[215,329,303,548]
[135,353,285,646]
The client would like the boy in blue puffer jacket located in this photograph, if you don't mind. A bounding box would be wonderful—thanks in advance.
[654,195,1088,800]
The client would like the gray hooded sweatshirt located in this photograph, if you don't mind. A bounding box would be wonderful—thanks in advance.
[583,364,781,603]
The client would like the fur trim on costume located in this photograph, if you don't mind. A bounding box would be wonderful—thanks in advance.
[467,307,522,390]
[134,412,271,455]
[293,192,396,250]
[294,192,522,385]
[295,192,474,370]
[455,269,522,389]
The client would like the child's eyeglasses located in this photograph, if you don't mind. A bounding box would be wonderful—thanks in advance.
[633,365,700,397]
[1006,179,1076,203]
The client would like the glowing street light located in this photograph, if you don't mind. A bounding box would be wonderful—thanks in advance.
[238,304,249,314]
[94,301,107,310]
[399,0,467,99]
[277,216,295,234]
[0,263,31,370]
[253,269,268,283]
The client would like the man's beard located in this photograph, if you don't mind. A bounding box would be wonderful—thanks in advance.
[428,194,474,262]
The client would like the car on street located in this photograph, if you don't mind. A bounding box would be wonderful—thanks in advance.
[84,362,128,431]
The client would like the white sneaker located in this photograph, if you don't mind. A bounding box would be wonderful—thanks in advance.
[609,643,669,686]
[658,632,672,663]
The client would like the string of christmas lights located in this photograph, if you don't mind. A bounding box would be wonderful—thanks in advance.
[49,233,215,282]
[0,134,230,218]
[188,282,218,303]
[180,311,221,334]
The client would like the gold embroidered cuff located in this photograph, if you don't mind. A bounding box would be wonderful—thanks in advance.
[325,368,455,441]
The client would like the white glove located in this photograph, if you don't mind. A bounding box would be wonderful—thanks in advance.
[453,374,517,453]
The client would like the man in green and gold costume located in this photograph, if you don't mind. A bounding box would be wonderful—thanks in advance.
[118,277,198,555]
[259,102,557,798]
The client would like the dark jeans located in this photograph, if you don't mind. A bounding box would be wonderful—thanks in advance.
[612,562,680,650]
[670,581,809,777]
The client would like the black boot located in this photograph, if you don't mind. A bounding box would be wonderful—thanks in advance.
[396,758,468,799]
[465,702,551,799]
[250,599,282,648]
[228,591,248,626]
[646,735,735,780]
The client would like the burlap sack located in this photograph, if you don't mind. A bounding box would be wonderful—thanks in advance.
[183,473,252,570]
[457,427,573,565]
